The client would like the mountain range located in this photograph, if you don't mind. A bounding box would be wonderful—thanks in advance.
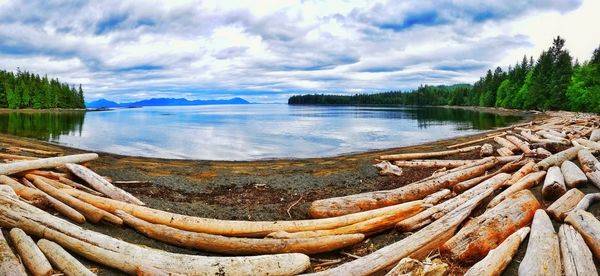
[86,97,250,108]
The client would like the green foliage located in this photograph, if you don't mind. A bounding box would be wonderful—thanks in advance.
[0,69,85,109]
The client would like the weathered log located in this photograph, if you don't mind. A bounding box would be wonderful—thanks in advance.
[28,175,122,225]
[480,143,494,157]
[542,166,567,200]
[452,157,528,193]
[545,129,567,138]
[561,160,587,188]
[494,136,518,152]
[535,146,582,171]
[65,163,144,205]
[505,135,531,153]
[22,181,86,224]
[496,147,513,157]
[575,138,600,151]
[64,188,429,237]
[0,228,28,276]
[518,210,562,276]
[547,188,585,222]
[37,239,96,276]
[565,209,600,259]
[0,153,98,176]
[307,188,487,276]
[539,131,570,144]
[25,170,66,180]
[575,193,600,211]
[503,160,536,187]
[0,185,18,199]
[379,145,481,161]
[532,147,552,158]
[463,227,530,276]
[587,171,600,190]
[0,192,311,276]
[0,153,37,160]
[521,130,564,144]
[117,210,363,254]
[590,129,600,142]
[440,190,539,263]
[447,133,504,149]
[0,175,49,208]
[385,257,448,276]
[578,149,599,173]
[373,161,403,176]
[487,171,546,208]
[6,147,61,156]
[397,173,510,232]
[422,189,452,205]
[558,224,598,276]
[9,228,53,276]
[58,177,104,196]
[308,161,495,218]
[137,266,185,276]
[393,159,474,168]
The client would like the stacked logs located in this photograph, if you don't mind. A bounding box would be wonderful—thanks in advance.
[0,111,599,275]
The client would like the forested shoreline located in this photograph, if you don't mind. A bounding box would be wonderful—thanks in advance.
[0,69,85,109]
[289,37,600,113]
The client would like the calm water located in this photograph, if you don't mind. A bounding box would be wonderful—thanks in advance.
[0,105,523,160]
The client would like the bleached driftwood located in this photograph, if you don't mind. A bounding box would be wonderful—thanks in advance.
[373,161,403,176]
[503,161,536,187]
[532,147,552,158]
[0,175,49,208]
[542,166,567,200]
[496,147,513,157]
[546,188,585,222]
[487,171,546,208]
[446,133,504,149]
[480,143,494,157]
[505,135,531,153]
[65,163,144,205]
[0,228,28,276]
[518,210,561,276]
[575,138,600,151]
[590,129,600,142]
[379,145,480,161]
[385,257,448,276]
[558,224,598,276]
[453,158,529,193]
[535,146,582,171]
[575,193,600,211]
[9,228,53,276]
[440,190,539,263]
[463,227,530,276]
[494,136,518,152]
[392,159,474,168]
[0,153,37,160]
[561,160,587,188]
[565,209,600,259]
[37,239,96,276]
[0,153,98,176]
[587,171,600,189]
[578,149,600,173]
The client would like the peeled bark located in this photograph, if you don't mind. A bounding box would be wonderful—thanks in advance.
[309,161,495,218]
[535,146,582,171]
[397,173,510,232]
[463,227,530,276]
[505,135,531,153]
[561,160,587,188]
[379,145,480,161]
[393,159,474,168]
[65,163,144,205]
[480,143,494,157]
[578,149,599,173]
[518,210,562,276]
[64,188,429,237]
[494,136,518,152]
[496,147,513,157]
[0,175,49,208]
[29,175,122,225]
[307,189,487,276]
[590,129,600,142]
[558,224,598,276]
[37,239,96,276]
[542,166,567,200]
[0,154,98,176]
[487,171,546,208]
[0,192,311,276]
[565,209,600,259]
[546,188,585,222]
[0,228,28,276]
[440,190,539,264]
[9,228,53,276]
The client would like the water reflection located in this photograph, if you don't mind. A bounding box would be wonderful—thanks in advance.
[0,105,523,160]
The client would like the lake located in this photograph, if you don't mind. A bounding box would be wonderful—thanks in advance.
[0,105,523,160]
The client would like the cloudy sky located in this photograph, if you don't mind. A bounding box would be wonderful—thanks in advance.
[0,0,598,103]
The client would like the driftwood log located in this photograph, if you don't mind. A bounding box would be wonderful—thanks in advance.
[590,129,600,142]
[379,145,480,161]
[494,136,518,152]
[480,143,494,157]
[496,147,513,157]
[37,239,96,276]
[546,188,585,222]
[587,171,600,189]
[0,153,98,175]
[0,191,311,275]
[542,166,567,200]
[506,135,531,153]
[518,210,562,276]
[535,146,582,171]
[575,193,600,211]
[578,149,600,173]
[487,171,546,208]
[9,228,53,276]
[452,157,530,194]
[463,227,530,276]
[558,224,598,276]
[0,228,28,276]
[447,133,504,149]
[440,190,539,263]
[65,163,144,205]
[561,160,587,188]
[392,159,474,168]
[0,175,49,208]
[565,209,600,259]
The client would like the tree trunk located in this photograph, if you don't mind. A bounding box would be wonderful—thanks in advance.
[440,190,539,264]
[0,228,28,276]
[463,227,529,276]
[561,160,587,188]
[487,171,546,208]
[505,135,531,153]
[535,146,582,171]
[65,163,144,205]
[565,209,600,259]
[558,224,598,276]
[578,149,599,173]
[9,228,53,276]
[379,146,480,161]
[518,210,562,276]
[0,192,311,276]
[546,188,585,222]
[0,154,98,176]
[63,188,429,237]
[542,166,567,200]
[494,137,518,152]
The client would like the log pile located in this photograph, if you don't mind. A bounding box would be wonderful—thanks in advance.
[0,111,599,275]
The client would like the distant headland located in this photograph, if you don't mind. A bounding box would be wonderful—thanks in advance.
[86,97,250,108]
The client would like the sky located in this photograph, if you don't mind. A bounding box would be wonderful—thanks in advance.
[0,0,598,103]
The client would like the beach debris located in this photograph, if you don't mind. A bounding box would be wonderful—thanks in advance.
[464,227,530,276]
[373,161,403,176]
[479,143,494,157]
[0,153,98,176]
[561,160,587,188]
[385,257,448,276]
[558,224,598,276]
[487,171,545,208]
[379,145,481,161]
[518,210,562,276]
[0,227,28,276]
[546,188,585,222]
[542,166,567,200]
[9,228,53,276]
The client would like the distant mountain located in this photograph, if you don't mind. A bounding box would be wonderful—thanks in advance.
[86,97,250,108]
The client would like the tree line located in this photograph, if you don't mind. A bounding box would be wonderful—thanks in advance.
[289,37,600,113]
[0,69,85,109]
